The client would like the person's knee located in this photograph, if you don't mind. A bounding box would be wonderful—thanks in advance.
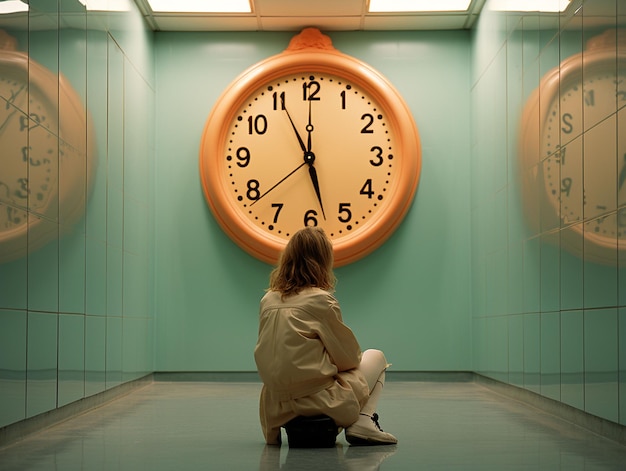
[362,349,388,370]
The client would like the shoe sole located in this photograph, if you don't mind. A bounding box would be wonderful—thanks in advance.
[345,433,397,446]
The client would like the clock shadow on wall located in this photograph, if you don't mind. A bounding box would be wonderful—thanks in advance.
[199,28,422,268]
[0,29,94,265]
[520,29,626,267]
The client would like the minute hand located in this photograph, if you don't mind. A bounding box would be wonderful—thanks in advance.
[304,98,325,219]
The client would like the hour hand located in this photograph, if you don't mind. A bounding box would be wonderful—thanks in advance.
[281,95,307,153]
[0,84,26,134]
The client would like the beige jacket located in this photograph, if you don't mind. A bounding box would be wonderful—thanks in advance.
[254,288,369,445]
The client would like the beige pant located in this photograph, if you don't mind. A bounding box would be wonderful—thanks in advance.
[357,349,389,415]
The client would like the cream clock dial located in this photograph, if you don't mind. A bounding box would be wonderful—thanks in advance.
[200,28,421,266]
[226,72,398,237]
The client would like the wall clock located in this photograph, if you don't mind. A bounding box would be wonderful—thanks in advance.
[0,30,93,264]
[199,28,421,266]
[520,29,626,264]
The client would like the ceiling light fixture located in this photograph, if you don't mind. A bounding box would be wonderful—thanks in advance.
[0,0,28,14]
[488,0,571,12]
[78,0,130,11]
[368,0,472,13]
[146,0,252,13]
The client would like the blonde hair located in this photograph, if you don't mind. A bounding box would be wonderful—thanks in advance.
[269,227,336,297]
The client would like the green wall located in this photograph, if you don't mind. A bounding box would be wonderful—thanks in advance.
[0,0,155,428]
[1,0,624,433]
[153,30,472,373]
[471,0,626,426]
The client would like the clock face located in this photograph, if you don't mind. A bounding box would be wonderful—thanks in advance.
[539,55,626,250]
[0,49,91,264]
[0,70,58,232]
[200,31,421,267]
[224,71,398,242]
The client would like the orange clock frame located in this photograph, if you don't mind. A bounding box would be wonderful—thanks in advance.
[199,28,421,266]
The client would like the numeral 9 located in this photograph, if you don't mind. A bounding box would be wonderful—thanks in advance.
[561,177,572,196]
[236,147,250,167]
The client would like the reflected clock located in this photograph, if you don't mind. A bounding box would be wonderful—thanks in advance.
[520,29,626,264]
[0,29,93,264]
[199,28,421,266]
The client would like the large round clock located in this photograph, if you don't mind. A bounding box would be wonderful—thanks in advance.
[199,28,421,266]
[520,29,626,265]
[0,29,93,264]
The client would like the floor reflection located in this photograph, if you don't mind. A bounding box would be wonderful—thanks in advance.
[259,442,397,471]
[0,381,625,471]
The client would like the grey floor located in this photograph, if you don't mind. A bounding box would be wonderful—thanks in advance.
[0,381,625,470]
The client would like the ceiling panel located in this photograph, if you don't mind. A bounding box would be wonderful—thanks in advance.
[364,14,471,31]
[153,15,260,32]
[255,0,364,17]
[260,16,363,32]
[135,0,487,32]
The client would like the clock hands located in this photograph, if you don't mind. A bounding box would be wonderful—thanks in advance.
[250,161,307,206]
[0,107,18,135]
[281,95,307,154]
[0,84,26,135]
[278,95,326,220]
[305,98,325,219]
[307,97,313,153]
[308,164,325,219]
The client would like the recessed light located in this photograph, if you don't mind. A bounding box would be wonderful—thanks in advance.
[146,0,252,13]
[369,0,472,13]
[488,0,571,12]
[78,0,130,11]
[0,0,28,14]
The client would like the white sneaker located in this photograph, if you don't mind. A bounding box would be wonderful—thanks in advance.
[345,413,398,446]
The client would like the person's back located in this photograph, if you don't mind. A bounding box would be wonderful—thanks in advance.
[255,288,361,395]
[254,227,397,447]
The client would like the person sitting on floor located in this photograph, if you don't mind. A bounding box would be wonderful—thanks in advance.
[254,226,397,446]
